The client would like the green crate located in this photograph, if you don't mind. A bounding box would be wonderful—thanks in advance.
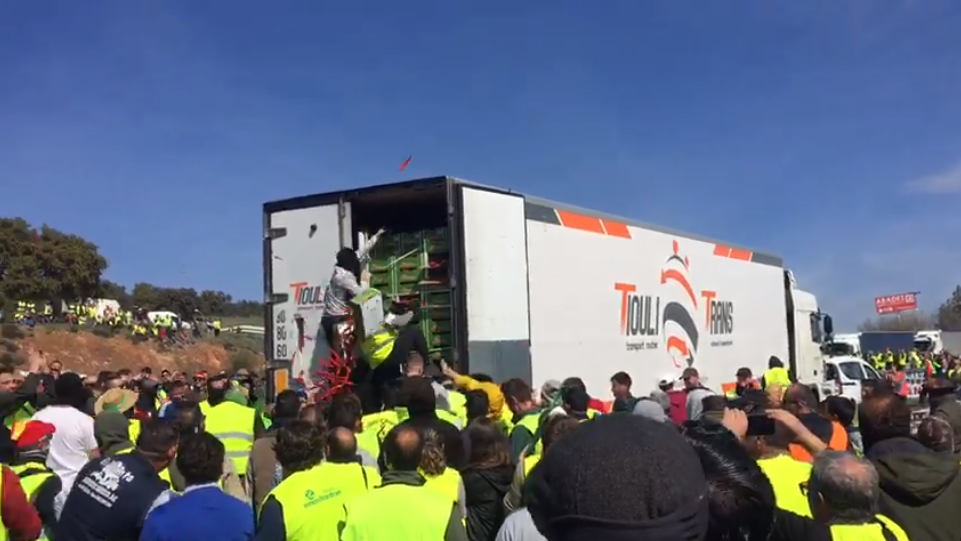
[420,287,452,306]
[398,268,425,284]
[419,304,452,323]
[368,270,392,287]
[421,228,450,253]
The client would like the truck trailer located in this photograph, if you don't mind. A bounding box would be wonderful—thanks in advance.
[262,177,827,399]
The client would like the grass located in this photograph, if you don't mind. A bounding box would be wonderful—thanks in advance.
[220,316,263,327]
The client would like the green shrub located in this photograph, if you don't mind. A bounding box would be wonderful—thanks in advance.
[229,350,261,373]
[0,351,26,368]
[0,324,25,340]
[1,339,17,353]
[91,326,115,338]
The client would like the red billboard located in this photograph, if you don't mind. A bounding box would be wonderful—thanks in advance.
[874,293,918,315]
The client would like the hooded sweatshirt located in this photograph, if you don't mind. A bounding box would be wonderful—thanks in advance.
[868,436,961,541]
[94,411,134,456]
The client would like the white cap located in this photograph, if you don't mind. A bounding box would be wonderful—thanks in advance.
[657,374,678,387]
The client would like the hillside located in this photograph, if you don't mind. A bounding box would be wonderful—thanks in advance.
[0,325,265,375]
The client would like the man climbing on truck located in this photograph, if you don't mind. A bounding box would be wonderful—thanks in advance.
[320,227,386,354]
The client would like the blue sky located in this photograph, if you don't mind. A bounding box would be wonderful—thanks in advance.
[2,1,960,329]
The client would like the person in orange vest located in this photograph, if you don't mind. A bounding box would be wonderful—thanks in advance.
[725,367,760,399]
[890,369,910,399]
[783,384,849,462]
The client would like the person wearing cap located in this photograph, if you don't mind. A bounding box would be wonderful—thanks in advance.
[202,373,264,479]
[10,420,59,540]
[681,367,716,422]
[725,367,760,399]
[95,387,140,446]
[192,371,208,398]
[54,419,179,541]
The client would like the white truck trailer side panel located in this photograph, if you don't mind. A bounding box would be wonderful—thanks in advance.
[266,203,349,382]
[524,201,789,399]
[461,187,532,380]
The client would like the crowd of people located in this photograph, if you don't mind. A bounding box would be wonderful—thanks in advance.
[5,343,961,541]
[7,300,224,343]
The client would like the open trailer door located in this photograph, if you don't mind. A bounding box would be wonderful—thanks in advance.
[456,184,532,382]
[264,198,351,399]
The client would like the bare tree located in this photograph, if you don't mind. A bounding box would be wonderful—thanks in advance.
[937,286,961,331]
[857,311,934,332]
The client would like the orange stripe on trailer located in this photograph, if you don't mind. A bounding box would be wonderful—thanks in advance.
[557,210,605,234]
[713,244,753,261]
[601,220,632,239]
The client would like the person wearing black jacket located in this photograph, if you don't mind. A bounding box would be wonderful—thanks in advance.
[861,392,961,541]
[462,419,514,541]
[393,376,465,470]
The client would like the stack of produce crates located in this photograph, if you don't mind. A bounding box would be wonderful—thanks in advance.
[367,228,453,361]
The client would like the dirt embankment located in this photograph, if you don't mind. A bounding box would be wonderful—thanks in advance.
[6,329,264,375]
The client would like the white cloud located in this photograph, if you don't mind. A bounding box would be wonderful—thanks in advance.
[905,160,961,194]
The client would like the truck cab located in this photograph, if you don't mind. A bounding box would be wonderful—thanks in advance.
[785,271,826,386]
[821,356,884,403]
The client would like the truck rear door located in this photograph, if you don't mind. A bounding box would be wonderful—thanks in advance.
[456,185,532,382]
[264,200,352,394]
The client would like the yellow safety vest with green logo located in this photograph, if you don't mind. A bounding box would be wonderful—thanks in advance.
[421,467,462,503]
[205,401,256,474]
[361,410,399,442]
[0,466,7,541]
[263,462,381,541]
[362,326,398,368]
[757,455,812,518]
[829,515,908,541]
[341,483,454,541]
[523,454,541,477]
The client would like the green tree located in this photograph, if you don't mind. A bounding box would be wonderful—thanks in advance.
[98,280,133,310]
[0,218,106,312]
[937,286,961,331]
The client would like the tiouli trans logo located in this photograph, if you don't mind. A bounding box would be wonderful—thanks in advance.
[615,240,735,368]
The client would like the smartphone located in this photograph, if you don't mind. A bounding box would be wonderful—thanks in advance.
[746,415,776,436]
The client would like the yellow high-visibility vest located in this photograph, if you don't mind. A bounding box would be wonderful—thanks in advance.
[264,462,381,541]
[205,401,256,474]
[341,483,454,541]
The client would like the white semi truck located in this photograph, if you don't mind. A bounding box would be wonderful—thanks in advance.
[263,176,829,399]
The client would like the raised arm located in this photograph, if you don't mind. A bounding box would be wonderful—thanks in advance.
[356,228,386,264]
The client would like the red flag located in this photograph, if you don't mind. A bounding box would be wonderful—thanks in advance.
[399,155,412,171]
